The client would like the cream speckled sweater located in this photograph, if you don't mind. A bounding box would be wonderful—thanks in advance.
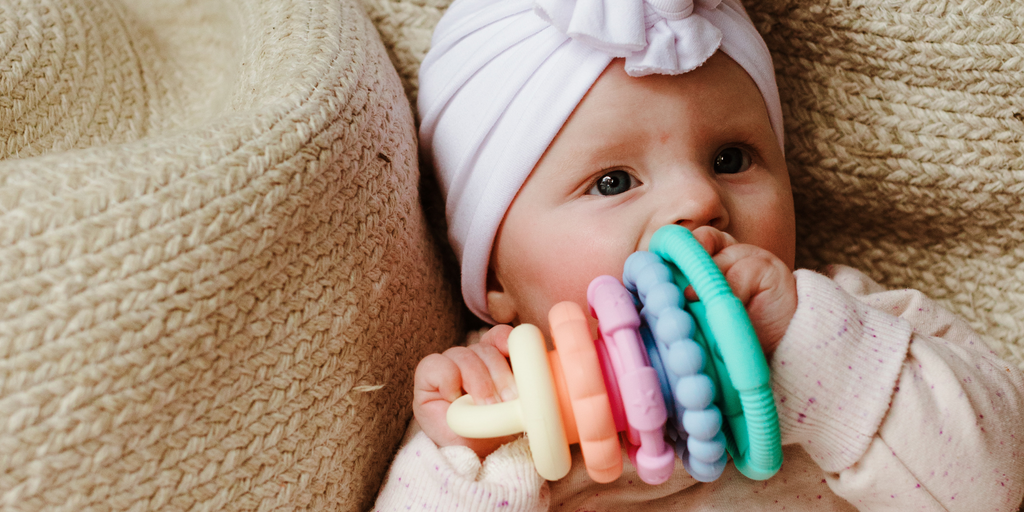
[375,266,1024,511]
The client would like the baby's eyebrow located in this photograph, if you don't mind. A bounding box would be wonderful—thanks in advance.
[568,136,647,159]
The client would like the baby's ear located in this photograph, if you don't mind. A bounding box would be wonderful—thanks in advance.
[485,268,517,324]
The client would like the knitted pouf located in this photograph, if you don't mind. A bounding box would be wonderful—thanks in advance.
[0,0,460,510]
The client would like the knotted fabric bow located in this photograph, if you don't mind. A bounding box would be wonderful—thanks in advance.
[419,0,783,323]
[535,0,726,75]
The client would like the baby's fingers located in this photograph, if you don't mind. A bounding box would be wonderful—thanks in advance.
[690,225,740,258]
[470,346,518,402]
[414,353,464,403]
[412,351,521,456]
[720,250,791,301]
[478,324,513,357]
[413,354,467,449]
[443,345,506,405]
[475,325,518,401]
[712,246,796,355]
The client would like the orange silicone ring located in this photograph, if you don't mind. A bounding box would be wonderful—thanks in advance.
[549,301,622,483]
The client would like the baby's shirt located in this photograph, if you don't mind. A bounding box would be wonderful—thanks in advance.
[374,265,1024,511]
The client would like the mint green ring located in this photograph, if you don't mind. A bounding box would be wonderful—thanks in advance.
[649,225,782,480]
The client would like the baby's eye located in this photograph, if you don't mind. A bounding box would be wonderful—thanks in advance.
[713,147,752,174]
[588,170,637,196]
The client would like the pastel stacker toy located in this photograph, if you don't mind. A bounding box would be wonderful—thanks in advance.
[446,225,782,484]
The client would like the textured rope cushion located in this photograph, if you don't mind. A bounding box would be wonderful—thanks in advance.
[0,0,460,510]
[742,0,1024,371]
[363,0,1024,373]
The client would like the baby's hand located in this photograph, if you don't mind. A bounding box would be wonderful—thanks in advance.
[413,325,520,458]
[688,226,797,356]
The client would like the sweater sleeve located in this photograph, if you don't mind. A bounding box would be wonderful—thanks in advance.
[772,266,1024,511]
[373,422,548,512]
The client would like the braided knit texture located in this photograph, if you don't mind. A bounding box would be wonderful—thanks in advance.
[742,0,1024,371]
[358,0,452,112]
[363,0,1024,372]
[0,0,460,510]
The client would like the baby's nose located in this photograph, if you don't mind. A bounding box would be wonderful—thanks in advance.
[668,180,729,232]
[636,173,729,252]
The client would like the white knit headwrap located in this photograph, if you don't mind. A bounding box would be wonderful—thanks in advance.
[419,0,784,323]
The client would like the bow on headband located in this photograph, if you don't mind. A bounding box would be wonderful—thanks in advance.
[534,0,725,75]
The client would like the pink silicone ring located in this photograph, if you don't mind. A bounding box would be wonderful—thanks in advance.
[588,275,675,485]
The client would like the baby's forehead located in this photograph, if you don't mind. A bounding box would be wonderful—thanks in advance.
[585,54,767,109]
[552,54,774,148]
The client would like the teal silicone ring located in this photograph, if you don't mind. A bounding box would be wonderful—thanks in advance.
[649,225,782,480]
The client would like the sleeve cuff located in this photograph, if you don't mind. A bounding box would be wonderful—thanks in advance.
[770,269,913,472]
[374,430,546,512]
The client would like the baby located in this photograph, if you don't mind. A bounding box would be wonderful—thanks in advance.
[375,0,1024,510]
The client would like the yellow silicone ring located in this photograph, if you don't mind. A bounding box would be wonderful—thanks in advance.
[447,394,525,438]
[508,324,572,481]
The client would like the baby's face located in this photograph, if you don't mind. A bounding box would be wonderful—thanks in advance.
[486,52,795,334]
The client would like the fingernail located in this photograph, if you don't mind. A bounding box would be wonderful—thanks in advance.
[501,385,518,402]
[483,395,498,405]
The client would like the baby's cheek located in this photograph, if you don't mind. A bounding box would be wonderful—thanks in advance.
[733,206,795,268]
[522,275,588,326]
[530,258,622,333]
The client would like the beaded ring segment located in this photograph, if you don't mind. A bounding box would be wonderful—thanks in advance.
[625,225,783,481]
[624,251,728,481]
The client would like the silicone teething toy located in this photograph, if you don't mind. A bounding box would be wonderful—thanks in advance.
[628,225,782,481]
[445,225,782,483]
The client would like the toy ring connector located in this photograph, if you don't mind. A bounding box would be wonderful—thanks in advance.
[627,225,783,481]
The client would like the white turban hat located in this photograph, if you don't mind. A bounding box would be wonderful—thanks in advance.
[419,0,784,323]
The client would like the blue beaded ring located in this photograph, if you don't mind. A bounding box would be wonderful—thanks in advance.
[623,225,782,481]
